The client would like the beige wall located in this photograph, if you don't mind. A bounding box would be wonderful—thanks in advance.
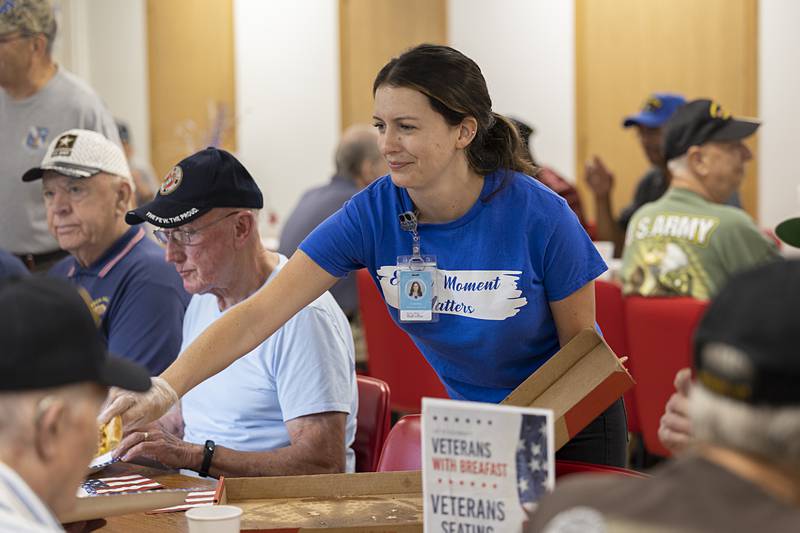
[147,0,237,178]
[576,0,758,219]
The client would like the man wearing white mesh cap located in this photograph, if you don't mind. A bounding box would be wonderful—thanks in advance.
[22,129,190,375]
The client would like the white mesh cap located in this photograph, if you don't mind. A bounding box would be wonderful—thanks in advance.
[22,129,132,182]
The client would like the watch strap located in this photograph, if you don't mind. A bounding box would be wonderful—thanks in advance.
[199,439,215,477]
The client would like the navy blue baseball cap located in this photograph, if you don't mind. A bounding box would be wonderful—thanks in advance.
[0,276,151,392]
[694,261,800,407]
[662,99,760,161]
[126,147,263,228]
[623,93,686,128]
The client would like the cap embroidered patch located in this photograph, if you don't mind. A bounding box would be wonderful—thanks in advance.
[160,166,183,195]
[52,133,77,157]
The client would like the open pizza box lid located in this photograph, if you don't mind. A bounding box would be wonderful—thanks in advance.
[501,328,634,450]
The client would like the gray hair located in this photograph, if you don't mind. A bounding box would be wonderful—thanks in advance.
[666,154,689,175]
[334,124,381,181]
[689,383,800,469]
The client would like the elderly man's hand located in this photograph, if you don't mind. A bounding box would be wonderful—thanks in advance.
[658,368,693,454]
[98,376,178,431]
[114,422,200,470]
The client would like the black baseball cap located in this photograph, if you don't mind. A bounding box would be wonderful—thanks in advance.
[663,99,761,161]
[693,260,800,407]
[775,217,800,248]
[0,277,151,392]
[125,147,263,228]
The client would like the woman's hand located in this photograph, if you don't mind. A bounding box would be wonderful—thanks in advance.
[98,376,178,431]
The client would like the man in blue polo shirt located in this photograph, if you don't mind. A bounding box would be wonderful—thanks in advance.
[22,129,190,374]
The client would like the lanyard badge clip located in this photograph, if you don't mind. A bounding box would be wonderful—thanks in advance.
[397,211,437,322]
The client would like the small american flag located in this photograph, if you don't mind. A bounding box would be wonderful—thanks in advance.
[80,474,164,496]
[515,413,552,505]
[148,490,218,514]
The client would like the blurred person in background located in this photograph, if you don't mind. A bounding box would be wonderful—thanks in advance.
[116,119,158,206]
[0,0,120,272]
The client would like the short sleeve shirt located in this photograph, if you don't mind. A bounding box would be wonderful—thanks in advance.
[300,171,606,403]
[621,187,780,299]
[181,255,358,472]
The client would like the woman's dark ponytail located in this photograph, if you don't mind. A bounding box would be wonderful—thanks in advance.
[466,112,537,177]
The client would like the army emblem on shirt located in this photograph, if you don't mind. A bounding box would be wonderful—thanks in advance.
[52,133,78,157]
[24,126,49,150]
[160,165,183,195]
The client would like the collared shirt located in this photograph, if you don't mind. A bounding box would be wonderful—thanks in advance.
[49,227,190,374]
[0,462,63,532]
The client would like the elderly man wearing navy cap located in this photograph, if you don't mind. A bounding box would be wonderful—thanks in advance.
[620,99,780,300]
[117,148,357,479]
[584,93,686,255]
[23,129,190,376]
[529,260,800,532]
[0,276,151,531]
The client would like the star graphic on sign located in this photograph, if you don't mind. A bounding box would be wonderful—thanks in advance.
[530,442,541,456]
[528,458,542,472]
[518,477,529,492]
[538,423,548,437]
[517,439,526,452]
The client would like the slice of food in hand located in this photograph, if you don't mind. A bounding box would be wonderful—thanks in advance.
[96,415,122,457]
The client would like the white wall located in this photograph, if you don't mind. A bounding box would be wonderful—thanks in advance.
[234,0,340,239]
[759,0,800,252]
[448,0,575,180]
[52,0,151,162]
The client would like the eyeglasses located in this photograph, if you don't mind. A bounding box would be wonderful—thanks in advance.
[153,211,242,246]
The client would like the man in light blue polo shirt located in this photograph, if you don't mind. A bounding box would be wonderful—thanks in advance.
[115,148,357,478]
[23,129,190,375]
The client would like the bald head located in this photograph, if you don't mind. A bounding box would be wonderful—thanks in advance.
[335,124,386,188]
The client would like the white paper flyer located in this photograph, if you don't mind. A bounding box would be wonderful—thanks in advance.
[422,398,554,533]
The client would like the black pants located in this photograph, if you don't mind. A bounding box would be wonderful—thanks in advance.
[555,397,628,467]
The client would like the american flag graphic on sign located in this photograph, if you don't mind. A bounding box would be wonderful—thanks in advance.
[515,413,551,505]
[80,474,163,496]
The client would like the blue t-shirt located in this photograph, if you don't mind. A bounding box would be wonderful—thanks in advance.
[181,255,358,472]
[0,250,28,279]
[300,170,607,403]
[49,227,190,374]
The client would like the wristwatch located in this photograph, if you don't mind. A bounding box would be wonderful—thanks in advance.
[199,439,216,477]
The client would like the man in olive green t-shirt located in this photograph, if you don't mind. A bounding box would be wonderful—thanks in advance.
[621,99,780,299]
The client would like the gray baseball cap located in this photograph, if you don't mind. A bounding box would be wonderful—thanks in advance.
[0,0,56,37]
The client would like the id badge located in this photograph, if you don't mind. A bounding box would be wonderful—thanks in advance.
[397,255,437,323]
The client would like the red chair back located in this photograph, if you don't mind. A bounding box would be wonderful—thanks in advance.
[354,375,391,472]
[357,269,448,413]
[595,280,639,434]
[624,296,709,457]
[377,414,422,472]
[377,415,647,480]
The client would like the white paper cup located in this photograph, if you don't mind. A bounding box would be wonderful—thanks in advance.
[186,505,243,533]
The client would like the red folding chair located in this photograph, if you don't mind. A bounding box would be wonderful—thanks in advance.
[377,414,422,472]
[624,296,709,457]
[595,280,639,435]
[354,375,392,472]
[377,415,646,479]
[357,269,448,413]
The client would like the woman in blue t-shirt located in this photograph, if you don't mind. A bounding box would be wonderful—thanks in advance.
[104,44,627,466]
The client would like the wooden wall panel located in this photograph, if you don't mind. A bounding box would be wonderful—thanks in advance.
[147,0,236,178]
[339,0,447,130]
[576,0,758,219]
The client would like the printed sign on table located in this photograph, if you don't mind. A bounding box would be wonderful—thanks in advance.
[422,398,554,533]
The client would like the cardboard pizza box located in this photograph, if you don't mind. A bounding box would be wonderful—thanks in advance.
[218,470,423,532]
[501,328,634,450]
